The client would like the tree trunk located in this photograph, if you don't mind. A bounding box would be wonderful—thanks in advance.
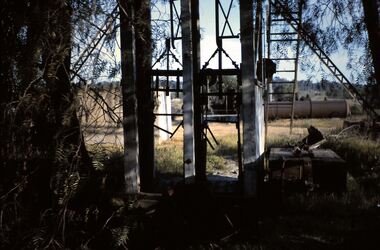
[362,0,380,95]
[41,0,92,208]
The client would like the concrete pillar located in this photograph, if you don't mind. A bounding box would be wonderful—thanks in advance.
[254,0,266,157]
[119,0,154,193]
[120,0,140,193]
[240,0,261,196]
[155,93,172,142]
[181,0,202,180]
[181,0,196,178]
[135,0,155,192]
[255,86,265,156]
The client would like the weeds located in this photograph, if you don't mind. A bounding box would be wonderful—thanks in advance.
[81,125,380,250]
[325,136,380,194]
[155,145,183,175]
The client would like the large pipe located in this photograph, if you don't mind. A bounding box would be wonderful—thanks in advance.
[267,100,350,119]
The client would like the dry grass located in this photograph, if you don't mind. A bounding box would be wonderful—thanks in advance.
[86,117,380,195]
[85,117,380,249]
[86,118,347,176]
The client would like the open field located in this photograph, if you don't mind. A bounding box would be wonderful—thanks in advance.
[83,117,345,146]
[86,115,380,193]
[84,117,347,176]
[84,116,380,249]
[85,115,380,196]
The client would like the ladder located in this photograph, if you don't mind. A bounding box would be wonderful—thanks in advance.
[269,0,379,120]
[267,0,302,133]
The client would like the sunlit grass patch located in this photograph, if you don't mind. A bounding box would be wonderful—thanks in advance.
[206,155,226,172]
[269,117,344,129]
[212,134,238,159]
[266,134,303,148]
[155,143,183,176]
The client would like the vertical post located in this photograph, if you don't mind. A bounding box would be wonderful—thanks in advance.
[156,92,172,142]
[290,1,302,134]
[191,0,204,182]
[134,0,155,192]
[265,4,271,150]
[181,0,196,179]
[181,0,203,181]
[255,0,265,157]
[120,0,140,193]
[266,3,273,102]
[240,0,257,196]
[216,0,223,99]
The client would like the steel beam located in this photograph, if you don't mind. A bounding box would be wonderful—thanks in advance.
[151,68,240,77]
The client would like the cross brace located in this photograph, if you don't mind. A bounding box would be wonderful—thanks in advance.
[270,0,379,119]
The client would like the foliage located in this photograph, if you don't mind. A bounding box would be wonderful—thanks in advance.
[0,0,132,248]
[299,0,375,84]
[325,135,380,193]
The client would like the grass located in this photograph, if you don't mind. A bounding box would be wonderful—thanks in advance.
[211,134,238,159]
[154,118,336,176]
[155,145,183,175]
[155,134,238,175]
[324,136,380,194]
[268,117,343,129]
[85,118,380,249]
[266,134,302,148]
[85,116,380,193]
[87,119,380,196]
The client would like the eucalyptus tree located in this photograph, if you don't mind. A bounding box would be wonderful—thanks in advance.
[298,0,379,104]
[0,0,103,248]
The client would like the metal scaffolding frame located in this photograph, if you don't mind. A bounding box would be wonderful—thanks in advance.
[150,0,253,187]
[267,0,303,134]
[118,0,264,195]
[270,0,378,120]
[71,0,377,196]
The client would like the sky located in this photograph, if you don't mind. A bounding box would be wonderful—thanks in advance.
[100,0,360,83]
[149,0,357,82]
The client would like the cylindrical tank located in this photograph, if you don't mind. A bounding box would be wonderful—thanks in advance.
[267,100,350,118]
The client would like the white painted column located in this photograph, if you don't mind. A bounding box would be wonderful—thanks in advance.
[255,86,265,157]
[181,0,196,178]
[156,93,172,142]
[240,0,261,197]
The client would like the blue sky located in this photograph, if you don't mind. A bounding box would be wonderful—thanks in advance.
[89,0,362,84]
[99,0,368,85]
[150,0,358,82]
